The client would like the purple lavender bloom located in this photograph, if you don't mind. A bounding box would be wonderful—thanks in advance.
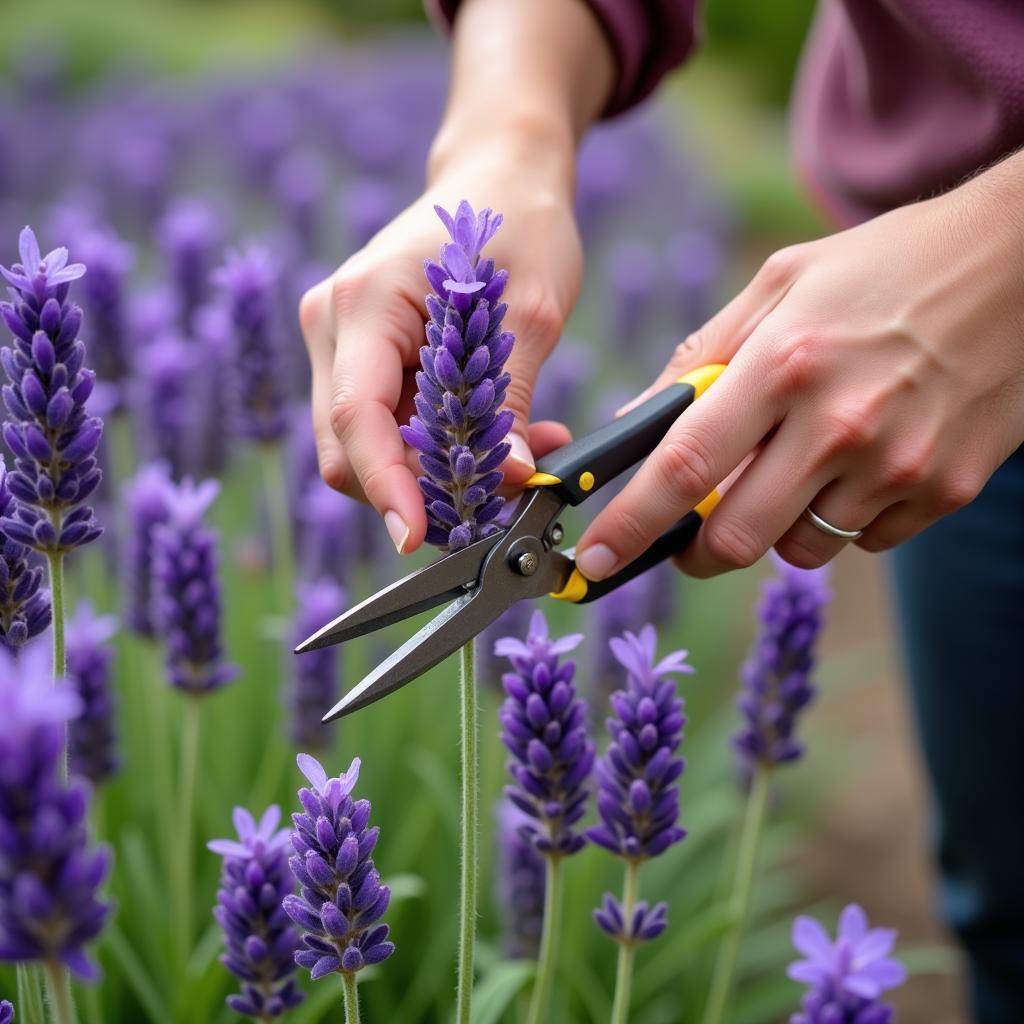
[0,226,102,556]
[494,800,546,959]
[153,477,238,694]
[734,553,831,767]
[0,456,50,649]
[72,226,134,385]
[65,602,120,785]
[0,645,112,980]
[289,579,345,750]
[0,999,11,1024]
[192,303,234,476]
[666,229,724,334]
[121,461,171,638]
[478,599,534,691]
[788,904,906,1024]
[208,805,305,1020]
[272,150,327,252]
[133,334,196,480]
[495,610,594,856]
[399,201,515,551]
[295,482,360,586]
[606,238,659,344]
[593,894,669,945]
[586,626,692,862]
[283,755,395,979]
[341,179,399,250]
[213,244,287,444]
[156,198,222,331]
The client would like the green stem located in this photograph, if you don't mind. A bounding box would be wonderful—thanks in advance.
[173,695,202,978]
[17,963,46,1024]
[610,861,640,1024]
[455,640,478,1024]
[701,765,773,1024]
[525,855,564,1024]
[43,960,77,1024]
[140,640,175,876]
[341,972,361,1024]
[47,551,66,682]
[258,444,295,616]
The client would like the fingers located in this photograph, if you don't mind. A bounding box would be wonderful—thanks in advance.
[618,244,805,415]
[527,419,572,460]
[329,272,430,553]
[574,351,778,581]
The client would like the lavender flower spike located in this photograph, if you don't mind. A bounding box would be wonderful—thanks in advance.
[154,477,238,694]
[283,755,395,980]
[788,903,907,1024]
[0,999,11,1024]
[0,644,112,980]
[289,578,346,750]
[494,800,546,959]
[400,200,515,551]
[734,552,831,767]
[0,455,50,648]
[213,244,287,444]
[0,226,102,555]
[66,602,120,785]
[587,626,692,945]
[121,461,171,638]
[496,610,594,856]
[208,805,305,1020]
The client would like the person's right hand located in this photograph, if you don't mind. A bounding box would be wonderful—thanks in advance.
[299,142,581,555]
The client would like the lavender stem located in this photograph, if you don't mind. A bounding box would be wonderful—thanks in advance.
[456,639,478,1024]
[173,695,202,976]
[610,861,640,1024]
[43,960,77,1024]
[341,972,361,1024]
[259,444,295,616]
[525,855,564,1024]
[16,965,46,1022]
[702,765,773,1024]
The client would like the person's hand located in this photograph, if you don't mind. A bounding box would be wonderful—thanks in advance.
[299,146,581,555]
[574,154,1024,580]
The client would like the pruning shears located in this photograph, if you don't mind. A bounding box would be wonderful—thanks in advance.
[296,363,726,721]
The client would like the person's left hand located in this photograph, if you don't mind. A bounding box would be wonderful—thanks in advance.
[573,155,1024,581]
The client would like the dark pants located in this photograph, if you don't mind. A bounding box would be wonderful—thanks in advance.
[890,451,1024,1024]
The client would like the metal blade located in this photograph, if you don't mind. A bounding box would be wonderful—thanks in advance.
[321,589,502,720]
[294,534,497,653]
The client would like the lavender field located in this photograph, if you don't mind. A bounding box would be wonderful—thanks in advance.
[0,17,951,1024]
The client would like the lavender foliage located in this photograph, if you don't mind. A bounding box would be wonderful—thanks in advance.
[289,579,345,750]
[283,755,395,980]
[0,226,103,555]
[399,200,515,551]
[0,456,50,649]
[788,904,906,1024]
[496,610,594,856]
[121,461,171,638]
[153,477,238,694]
[494,800,546,959]
[65,602,120,785]
[0,645,112,980]
[734,553,831,767]
[208,805,304,1020]
[213,244,287,444]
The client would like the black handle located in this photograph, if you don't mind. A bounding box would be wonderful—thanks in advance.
[574,510,703,604]
[530,365,725,506]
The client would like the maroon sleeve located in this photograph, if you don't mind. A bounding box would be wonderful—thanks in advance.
[427,0,701,117]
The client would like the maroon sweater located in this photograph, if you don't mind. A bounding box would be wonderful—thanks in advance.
[432,0,1024,226]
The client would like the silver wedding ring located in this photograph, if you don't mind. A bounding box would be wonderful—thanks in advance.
[802,506,864,541]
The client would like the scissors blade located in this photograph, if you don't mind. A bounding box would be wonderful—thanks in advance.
[321,586,506,720]
[294,534,498,654]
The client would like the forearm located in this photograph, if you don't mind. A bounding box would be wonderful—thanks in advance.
[428,0,615,197]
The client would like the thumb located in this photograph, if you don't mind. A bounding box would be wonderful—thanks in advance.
[618,244,805,415]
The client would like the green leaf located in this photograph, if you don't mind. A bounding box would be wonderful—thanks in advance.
[387,872,427,904]
[105,924,169,1024]
[470,960,535,1024]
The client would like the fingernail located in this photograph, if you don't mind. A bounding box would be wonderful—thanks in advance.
[384,510,410,554]
[576,544,618,581]
[507,434,535,472]
[615,387,654,418]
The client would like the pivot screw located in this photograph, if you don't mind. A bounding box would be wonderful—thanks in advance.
[549,524,564,545]
[515,551,539,576]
